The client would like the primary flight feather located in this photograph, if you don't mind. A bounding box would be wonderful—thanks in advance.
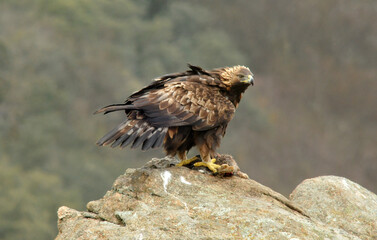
[95,64,254,172]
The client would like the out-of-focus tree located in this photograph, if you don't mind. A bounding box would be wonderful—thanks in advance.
[0,159,81,240]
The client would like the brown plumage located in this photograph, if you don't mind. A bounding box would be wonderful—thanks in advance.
[95,64,254,170]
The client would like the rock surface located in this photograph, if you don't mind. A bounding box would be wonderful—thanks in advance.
[55,157,377,240]
[290,176,377,239]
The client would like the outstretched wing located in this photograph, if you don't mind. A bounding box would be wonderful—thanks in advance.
[128,76,235,131]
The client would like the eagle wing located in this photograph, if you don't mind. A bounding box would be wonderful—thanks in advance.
[127,76,235,131]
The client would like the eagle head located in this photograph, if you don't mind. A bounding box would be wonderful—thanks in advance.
[220,65,254,88]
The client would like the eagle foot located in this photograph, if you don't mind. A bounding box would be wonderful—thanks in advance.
[194,158,221,173]
[176,156,200,167]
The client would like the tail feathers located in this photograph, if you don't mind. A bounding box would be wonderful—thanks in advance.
[110,129,134,148]
[120,130,139,148]
[96,120,131,146]
[152,128,167,149]
[97,120,167,151]
[141,128,167,150]
[94,104,135,115]
[131,127,154,149]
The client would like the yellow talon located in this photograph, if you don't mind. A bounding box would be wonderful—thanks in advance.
[194,158,221,173]
[176,156,200,167]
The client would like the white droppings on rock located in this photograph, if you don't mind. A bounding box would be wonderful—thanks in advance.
[180,176,192,185]
[161,170,172,192]
[160,170,189,211]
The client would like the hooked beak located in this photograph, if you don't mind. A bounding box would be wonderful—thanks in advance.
[242,75,254,86]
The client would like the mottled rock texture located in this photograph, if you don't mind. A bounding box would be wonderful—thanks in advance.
[55,157,377,240]
[290,176,377,239]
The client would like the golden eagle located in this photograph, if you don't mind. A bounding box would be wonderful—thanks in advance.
[95,64,254,172]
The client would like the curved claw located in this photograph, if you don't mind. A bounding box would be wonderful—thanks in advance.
[194,158,221,173]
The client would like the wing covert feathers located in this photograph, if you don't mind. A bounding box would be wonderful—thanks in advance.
[124,81,235,131]
[96,64,243,152]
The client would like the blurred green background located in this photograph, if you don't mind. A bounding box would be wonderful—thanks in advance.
[0,0,376,239]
